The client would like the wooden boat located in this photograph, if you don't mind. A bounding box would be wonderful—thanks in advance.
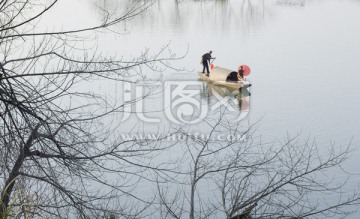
[197,71,213,84]
[197,66,251,89]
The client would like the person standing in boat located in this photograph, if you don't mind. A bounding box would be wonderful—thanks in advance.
[201,50,215,76]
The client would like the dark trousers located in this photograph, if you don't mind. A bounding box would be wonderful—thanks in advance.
[202,61,210,74]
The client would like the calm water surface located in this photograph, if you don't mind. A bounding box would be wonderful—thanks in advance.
[92,0,360,168]
[45,0,360,217]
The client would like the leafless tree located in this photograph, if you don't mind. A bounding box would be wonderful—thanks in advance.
[155,115,360,219]
[218,135,359,219]
[0,0,180,218]
[2,1,360,219]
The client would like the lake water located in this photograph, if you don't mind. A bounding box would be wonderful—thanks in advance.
[44,0,360,217]
[83,0,360,138]
[90,0,360,168]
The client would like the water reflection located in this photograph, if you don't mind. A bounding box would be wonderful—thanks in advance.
[200,83,250,120]
[91,0,277,34]
[88,0,316,39]
[276,0,305,7]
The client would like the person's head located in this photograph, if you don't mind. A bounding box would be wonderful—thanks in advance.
[209,50,213,54]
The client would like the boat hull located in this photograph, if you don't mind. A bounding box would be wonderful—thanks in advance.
[197,72,248,89]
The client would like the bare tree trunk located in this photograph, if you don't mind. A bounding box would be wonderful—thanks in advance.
[1,125,39,218]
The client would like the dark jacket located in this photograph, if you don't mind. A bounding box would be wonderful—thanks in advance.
[202,53,212,63]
